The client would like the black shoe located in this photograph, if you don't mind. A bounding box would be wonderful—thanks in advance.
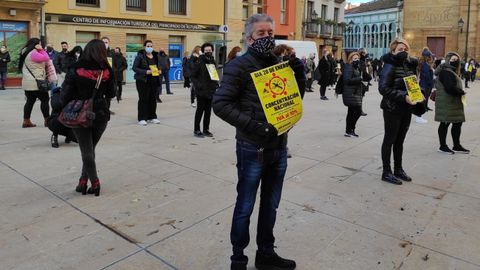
[231,262,247,270]
[255,251,296,270]
[194,130,204,137]
[361,111,367,116]
[381,171,402,185]
[167,92,174,95]
[320,96,329,100]
[203,130,213,137]
[157,97,163,103]
[438,145,455,155]
[51,134,59,148]
[452,145,470,154]
[394,169,412,182]
[350,131,359,137]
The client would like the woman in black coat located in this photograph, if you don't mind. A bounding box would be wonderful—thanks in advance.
[315,49,332,100]
[342,52,365,137]
[61,39,116,196]
[112,47,127,101]
[379,38,421,185]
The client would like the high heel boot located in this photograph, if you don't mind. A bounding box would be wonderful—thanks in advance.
[75,178,88,195]
[88,179,101,196]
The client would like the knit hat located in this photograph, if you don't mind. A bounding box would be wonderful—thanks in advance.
[421,48,432,57]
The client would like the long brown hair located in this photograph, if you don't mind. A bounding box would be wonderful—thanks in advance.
[227,46,242,61]
[81,39,109,69]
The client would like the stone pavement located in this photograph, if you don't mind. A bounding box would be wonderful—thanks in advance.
[1,80,480,270]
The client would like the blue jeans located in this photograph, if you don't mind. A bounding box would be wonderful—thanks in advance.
[231,140,288,263]
[158,69,171,94]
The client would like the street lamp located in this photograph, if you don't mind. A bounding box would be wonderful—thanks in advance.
[348,20,354,32]
[311,10,318,21]
[458,18,464,33]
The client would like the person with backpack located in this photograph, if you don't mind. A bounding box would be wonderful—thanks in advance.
[341,52,367,137]
[60,39,116,196]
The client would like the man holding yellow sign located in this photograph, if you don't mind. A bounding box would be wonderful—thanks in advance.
[213,14,305,270]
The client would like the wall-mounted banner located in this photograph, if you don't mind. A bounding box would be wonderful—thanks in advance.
[250,61,303,135]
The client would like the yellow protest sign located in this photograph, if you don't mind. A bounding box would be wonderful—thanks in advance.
[149,65,160,76]
[206,64,219,81]
[403,75,424,103]
[107,57,113,67]
[250,61,303,135]
[462,95,466,107]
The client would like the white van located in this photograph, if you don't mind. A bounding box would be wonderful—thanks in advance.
[275,40,319,66]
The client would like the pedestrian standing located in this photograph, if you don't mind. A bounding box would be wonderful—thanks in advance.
[213,14,302,270]
[464,59,474,88]
[54,41,69,85]
[305,53,315,92]
[0,45,10,90]
[61,39,116,196]
[188,45,202,107]
[45,43,58,61]
[471,59,477,82]
[342,52,366,137]
[316,49,332,100]
[132,40,161,126]
[19,38,51,128]
[113,47,127,101]
[434,52,469,154]
[227,46,242,64]
[158,48,172,95]
[191,42,218,137]
[418,47,434,119]
[358,48,371,116]
[182,51,191,89]
[379,38,421,185]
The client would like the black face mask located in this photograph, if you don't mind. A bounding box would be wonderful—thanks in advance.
[250,36,276,55]
[46,47,53,52]
[394,51,408,61]
[450,61,459,68]
[282,55,290,61]
[352,60,360,67]
[205,52,213,58]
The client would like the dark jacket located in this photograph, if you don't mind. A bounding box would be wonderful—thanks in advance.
[342,63,363,107]
[61,60,116,123]
[378,53,418,114]
[434,63,465,123]
[212,48,288,149]
[112,53,127,82]
[0,51,10,72]
[158,52,170,70]
[191,54,219,99]
[132,50,159,82]
[182,56,191,78]
[316,56,332,86]
[419,62,434,90]
[54,51,68,74]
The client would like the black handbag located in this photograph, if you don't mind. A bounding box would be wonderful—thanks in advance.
[25,63,49,92]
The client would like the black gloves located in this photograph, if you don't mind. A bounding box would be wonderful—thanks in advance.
[246,120,278,138]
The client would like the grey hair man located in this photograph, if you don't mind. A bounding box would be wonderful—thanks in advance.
[213,13,303,270]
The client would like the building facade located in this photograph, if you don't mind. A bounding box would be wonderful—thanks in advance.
[302,0,346,59]
[44,0,225,82]
[403,0,480,60]
[0,0,45,87]
[343,0,402,60]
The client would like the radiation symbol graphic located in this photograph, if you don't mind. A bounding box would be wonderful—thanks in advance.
[265,73,287,98]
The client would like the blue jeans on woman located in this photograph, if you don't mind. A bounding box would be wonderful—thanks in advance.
[230,140,288,264]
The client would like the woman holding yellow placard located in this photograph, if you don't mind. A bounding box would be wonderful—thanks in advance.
[379,38,420,185]
[132,40,161,126]
[434,52,469,154]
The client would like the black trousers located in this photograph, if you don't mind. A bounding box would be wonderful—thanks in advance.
[72,121,107,182]
[381,110,411,172]
[190,85,196,104]
[306,78,313,91]
[24,90,50,119]
[423,87,432,110]
[136,79,158,121]
[438,122,463,147]
[117,82,123,99]
[465,72,471,87]
[194,96,212,132]
[346,106,362,133]
[320,84,327,97]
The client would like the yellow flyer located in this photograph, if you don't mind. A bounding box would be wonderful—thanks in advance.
[462,95,467,107]
[206,64,219,81]
[149,65,160,76]
[107,57,113,67]
[250,61,303,135]
[403,75,424,103]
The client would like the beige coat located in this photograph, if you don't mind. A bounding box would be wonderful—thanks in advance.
[22,51,47,91]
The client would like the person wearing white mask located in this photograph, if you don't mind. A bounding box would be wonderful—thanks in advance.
[132,40,161,126]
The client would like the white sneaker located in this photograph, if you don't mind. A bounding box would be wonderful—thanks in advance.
[415,116,428,124]
[191,103,196,108]
[138,120,147,126]
[148,119,161,124]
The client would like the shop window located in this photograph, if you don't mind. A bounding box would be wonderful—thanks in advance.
[76,31,99,48]
[169,0,187,15]
[242,5,249,20]
[334,8,339,22]
[76,0,99,7]
[280,0,287,24]
[126,0,146,11]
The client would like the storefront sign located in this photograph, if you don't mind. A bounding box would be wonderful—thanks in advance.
[51,15,219,32]
[0,22,28,32]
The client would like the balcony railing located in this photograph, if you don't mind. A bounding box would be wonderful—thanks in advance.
[305,22,344,38]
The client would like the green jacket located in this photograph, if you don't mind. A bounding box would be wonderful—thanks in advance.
[434,64,465,123]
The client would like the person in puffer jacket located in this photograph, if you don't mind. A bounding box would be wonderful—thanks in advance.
[18,38,51,128]
[378,38,421,185]
[342,52,366,137]
[61,39,116,197]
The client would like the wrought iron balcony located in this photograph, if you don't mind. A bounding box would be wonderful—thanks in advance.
[305,21,344,38]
